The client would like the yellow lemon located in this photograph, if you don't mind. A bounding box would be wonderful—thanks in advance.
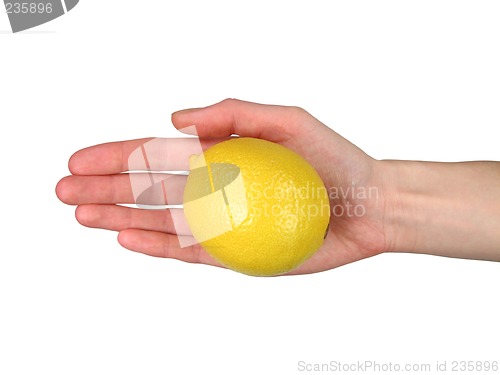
[183,138,330,276]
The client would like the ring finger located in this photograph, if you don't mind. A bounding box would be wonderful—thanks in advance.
[75,204,192,235]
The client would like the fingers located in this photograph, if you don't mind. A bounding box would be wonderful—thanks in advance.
[66,100,327,177]
[68,137,228,176]
[56,173,186,205]
[76,205,224,267]
[171,98,324,143]
[75,205,192,235]
[69,138,150,176]
[117,228,223,267]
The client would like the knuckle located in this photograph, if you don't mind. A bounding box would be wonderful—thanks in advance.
[288,105,308,116]
[220,98,239,107]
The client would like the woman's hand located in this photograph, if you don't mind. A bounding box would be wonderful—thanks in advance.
[59,99,500,275]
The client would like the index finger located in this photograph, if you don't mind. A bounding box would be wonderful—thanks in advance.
[68,137,228,176]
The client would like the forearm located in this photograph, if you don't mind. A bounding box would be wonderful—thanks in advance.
[381,160,500,261]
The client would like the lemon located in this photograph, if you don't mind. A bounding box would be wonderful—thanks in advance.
[183,138,330,276]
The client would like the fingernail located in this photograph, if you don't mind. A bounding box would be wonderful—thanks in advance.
[172,107,202,119]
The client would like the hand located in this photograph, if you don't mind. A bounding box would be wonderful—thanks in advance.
[56,99,392,275]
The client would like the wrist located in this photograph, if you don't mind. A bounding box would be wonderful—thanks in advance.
[378,159,500,260]
[377,159,423,254]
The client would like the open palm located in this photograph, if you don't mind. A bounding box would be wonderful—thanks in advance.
[56,99,390,275]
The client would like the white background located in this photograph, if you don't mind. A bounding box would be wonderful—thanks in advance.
[1,1,499,374]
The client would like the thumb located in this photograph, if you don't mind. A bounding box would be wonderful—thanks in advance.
[171,98,323,143]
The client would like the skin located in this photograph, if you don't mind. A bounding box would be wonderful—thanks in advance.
[56,99,500,275]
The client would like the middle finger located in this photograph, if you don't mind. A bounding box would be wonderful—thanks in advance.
[58,173,187,205]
